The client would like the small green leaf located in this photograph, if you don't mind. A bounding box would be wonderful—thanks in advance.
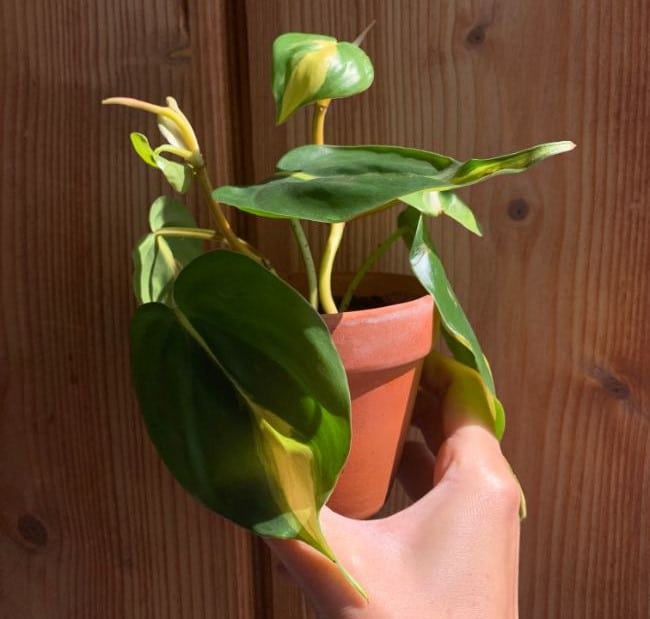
[401,190,483,236]
[129,132,158,168]
[438,191,482,236]
[273,33,374,123]
[129,132,194,192]
[130,249,351,551]
[133,197,202,304]
[400,189,444,217]
[153,153,193,194]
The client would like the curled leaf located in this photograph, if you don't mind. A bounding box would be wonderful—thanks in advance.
[273,33,374,124]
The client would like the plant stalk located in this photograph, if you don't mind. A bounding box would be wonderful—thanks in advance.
[319,222,345,314]
[289,219,319,309]
[312,100,347,314]
[196,167,263,263]
[153,227,220,241]
[339,227,408,312]
[312,99,330,144]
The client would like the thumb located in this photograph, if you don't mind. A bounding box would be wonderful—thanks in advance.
[420,351,500,438]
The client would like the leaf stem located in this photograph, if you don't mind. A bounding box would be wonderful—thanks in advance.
[319,222,345,314]
[154,144,194,161]
[339,227,408,312]
[289,219,318,309]
[312,100,330,144]
[156,236,180,276]
[153,227,220,241]
[196,167,265,264]
[312,100,346,314]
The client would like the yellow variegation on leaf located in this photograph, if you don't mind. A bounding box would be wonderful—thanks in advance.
[273,33,374,124]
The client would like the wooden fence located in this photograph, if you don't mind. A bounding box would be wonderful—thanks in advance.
[1,1,648,617]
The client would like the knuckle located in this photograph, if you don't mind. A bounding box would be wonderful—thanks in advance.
[478,469,522,518]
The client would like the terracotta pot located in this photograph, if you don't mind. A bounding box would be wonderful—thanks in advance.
[321,273,434,519]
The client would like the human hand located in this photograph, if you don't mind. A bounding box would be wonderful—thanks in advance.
[267,353,521,619]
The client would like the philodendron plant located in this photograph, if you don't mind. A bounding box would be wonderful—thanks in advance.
[104,30,574,595]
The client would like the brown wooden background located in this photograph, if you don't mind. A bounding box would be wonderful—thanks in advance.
[1,0,648,617]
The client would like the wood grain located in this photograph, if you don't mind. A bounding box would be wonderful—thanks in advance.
[1,0,648,617]
[242,1,650,617]
[0,0,257,617]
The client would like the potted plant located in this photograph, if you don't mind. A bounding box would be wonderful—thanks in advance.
[103,29,573,595]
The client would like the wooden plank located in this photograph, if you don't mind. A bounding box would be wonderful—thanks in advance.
[241,1,650,617]
[0,0,258,617]
[2,0,649,617]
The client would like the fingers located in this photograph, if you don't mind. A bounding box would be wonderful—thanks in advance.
[264,514,369,615]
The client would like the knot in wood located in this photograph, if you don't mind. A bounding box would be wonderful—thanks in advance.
[17,513,48,548]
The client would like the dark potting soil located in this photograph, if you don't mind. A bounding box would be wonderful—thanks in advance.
[336,291,417,311]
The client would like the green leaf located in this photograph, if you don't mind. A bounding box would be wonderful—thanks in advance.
[438,191,483,236]
[215,142,574,223]
[278,142,575,185]
[398,207,506,438]
[452,140,576,185]
[153,153,193,193]
[273,33,374,123]
[400,207,506,438]
[128,132,194,192]
[278,144,456,176]
[133,197,203,304]
[401,190,483,236]
[215,172,439,223]
[130,132,158,168]
[130,249,351,553]
[400,189,444,217]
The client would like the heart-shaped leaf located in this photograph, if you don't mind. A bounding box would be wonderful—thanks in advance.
[130,249,351,557]
[133,197,203,304]
[399,207,504,438]
[214,142,574,223]
[273,33,374,124]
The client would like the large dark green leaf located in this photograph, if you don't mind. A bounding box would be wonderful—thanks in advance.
[277,144,456,176]
[273,33,374,124]
[399,207,505,438]
[215,172,439,223]
[131,250,351,553]
[133,197,203,304]
[214,142,574,223]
